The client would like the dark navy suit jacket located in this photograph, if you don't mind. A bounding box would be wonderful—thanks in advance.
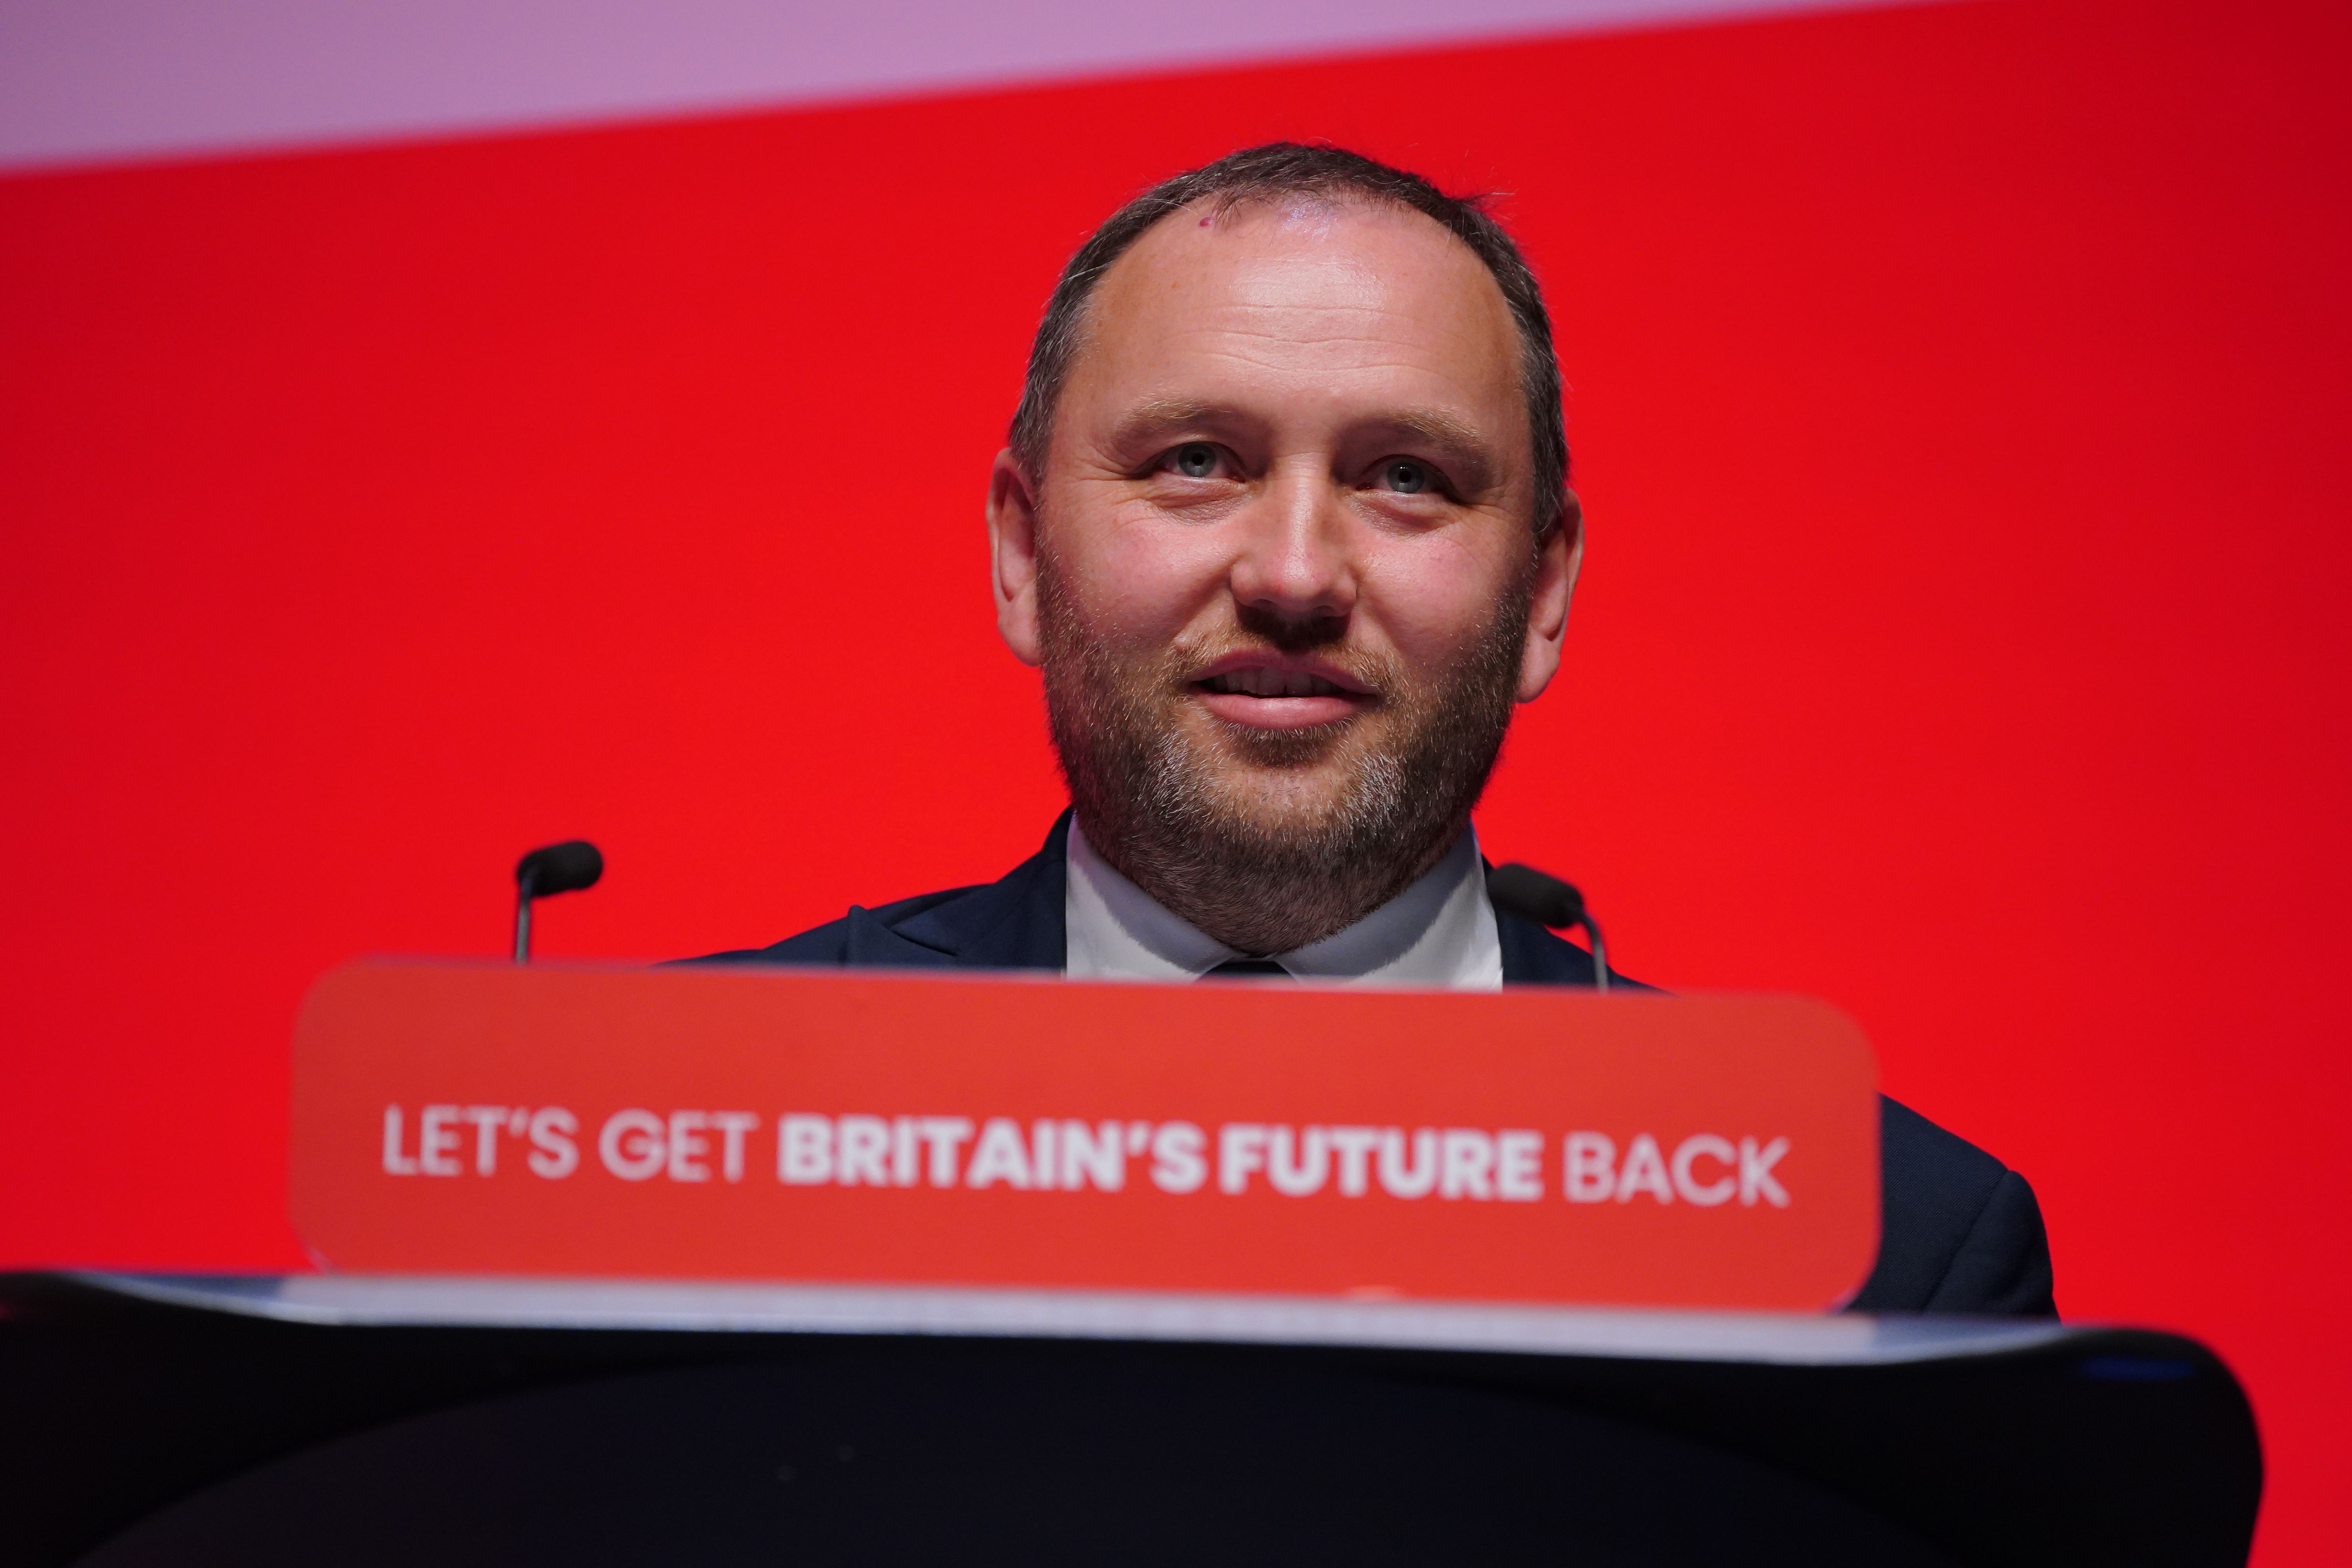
[697,815,2057,1317]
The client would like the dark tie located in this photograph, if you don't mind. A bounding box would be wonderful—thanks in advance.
[1203,958,1292,980]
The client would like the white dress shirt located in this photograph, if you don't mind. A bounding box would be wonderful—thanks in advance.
[1063,818,1503,989]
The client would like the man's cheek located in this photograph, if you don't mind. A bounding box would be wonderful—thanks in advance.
[1359,578,1501,674]
[1064,578,1185,653]
[1098,515,1236,596]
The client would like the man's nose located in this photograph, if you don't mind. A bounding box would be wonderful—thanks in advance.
[1226,463,1356,627]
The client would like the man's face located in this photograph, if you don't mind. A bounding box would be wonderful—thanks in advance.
[989,197,1576,953]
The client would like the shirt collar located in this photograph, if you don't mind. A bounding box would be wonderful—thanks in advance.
[1063,818,1502,990]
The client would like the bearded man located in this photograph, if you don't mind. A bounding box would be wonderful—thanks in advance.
[700,143,2056,1317]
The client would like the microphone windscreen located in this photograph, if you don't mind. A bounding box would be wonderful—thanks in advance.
[515,840,604,898]
[1486,862,1586,931]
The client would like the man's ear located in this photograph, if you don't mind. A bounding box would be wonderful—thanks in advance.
[988,448,1045,668]
[1517,491,1583,704]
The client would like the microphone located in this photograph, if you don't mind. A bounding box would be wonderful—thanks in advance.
[513,840,603,964]
[1486,862,1610,993]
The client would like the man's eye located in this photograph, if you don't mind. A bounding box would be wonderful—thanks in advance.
[1169,443,1220,479]
[1382,459,1432,495]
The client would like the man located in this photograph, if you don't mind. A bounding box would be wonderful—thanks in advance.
[701,143,2055,1316]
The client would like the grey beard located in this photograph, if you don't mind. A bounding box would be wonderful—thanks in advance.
[1039,561,1531,956]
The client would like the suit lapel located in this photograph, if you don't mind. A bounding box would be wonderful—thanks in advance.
[885,812,1069,971]
[1497,906,1604,987]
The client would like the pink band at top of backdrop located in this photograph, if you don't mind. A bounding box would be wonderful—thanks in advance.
[0,0,1942,172]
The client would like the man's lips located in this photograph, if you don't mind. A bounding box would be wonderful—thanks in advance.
[1188,654,1374,730]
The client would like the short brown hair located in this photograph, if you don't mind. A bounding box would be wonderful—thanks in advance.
[1009,142,1572,543]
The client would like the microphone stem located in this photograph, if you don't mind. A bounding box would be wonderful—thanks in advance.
[513,882,535,965]
[1581,915,1609,993]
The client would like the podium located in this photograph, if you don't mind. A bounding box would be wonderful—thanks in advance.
[0,962,2265,1564]
[4,1271,2258,1566]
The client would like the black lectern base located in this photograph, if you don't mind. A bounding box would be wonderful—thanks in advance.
[0,1274,2260,1568]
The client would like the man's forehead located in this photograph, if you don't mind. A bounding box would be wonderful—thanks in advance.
[1100,193,1496,310]
[1070,195,1523,418]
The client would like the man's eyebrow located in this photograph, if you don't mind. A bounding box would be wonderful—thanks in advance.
[1105,397,1249,447]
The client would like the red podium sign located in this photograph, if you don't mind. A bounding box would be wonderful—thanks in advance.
[290,960,1881,1311]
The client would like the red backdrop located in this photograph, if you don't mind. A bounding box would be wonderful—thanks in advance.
[4,0,2347,1557]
